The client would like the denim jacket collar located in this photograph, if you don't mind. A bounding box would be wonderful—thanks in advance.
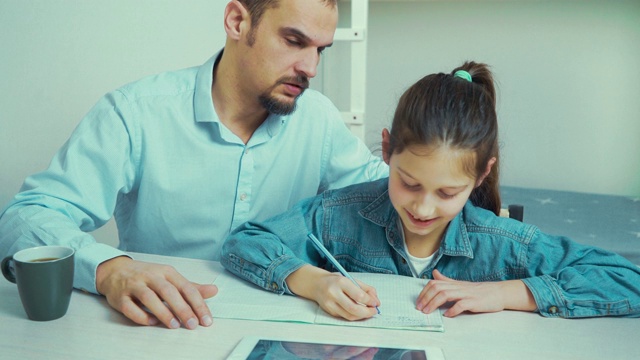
[358,187,406,253]
[440,205,474,259]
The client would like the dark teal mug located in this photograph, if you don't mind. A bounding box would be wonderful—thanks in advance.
[2,246,75,321]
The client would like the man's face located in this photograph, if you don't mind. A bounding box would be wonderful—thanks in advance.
[239,0,337,115]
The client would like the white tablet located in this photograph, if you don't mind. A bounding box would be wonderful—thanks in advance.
[227,336,445,360]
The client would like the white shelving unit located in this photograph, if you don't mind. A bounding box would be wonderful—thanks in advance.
[333,0,368,141]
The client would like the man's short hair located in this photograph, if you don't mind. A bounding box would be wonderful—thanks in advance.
[238,0,338,45]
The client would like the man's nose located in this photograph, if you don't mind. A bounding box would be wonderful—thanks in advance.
[295,48,319,79]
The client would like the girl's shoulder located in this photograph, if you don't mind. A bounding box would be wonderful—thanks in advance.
[461,202,540,244]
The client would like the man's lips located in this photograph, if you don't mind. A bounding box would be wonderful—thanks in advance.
[283,82,305,96]
[279,75,309,97]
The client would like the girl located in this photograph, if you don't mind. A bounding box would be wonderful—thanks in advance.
[221,62,640,321]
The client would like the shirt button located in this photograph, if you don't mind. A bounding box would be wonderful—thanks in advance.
[548,306,558,314]
[244,148,250,154]
[240,193,247,201]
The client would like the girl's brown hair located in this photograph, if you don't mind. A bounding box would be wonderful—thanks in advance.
[385,61,501,214]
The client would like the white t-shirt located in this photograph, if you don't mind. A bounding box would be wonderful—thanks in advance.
[398,220,436,277]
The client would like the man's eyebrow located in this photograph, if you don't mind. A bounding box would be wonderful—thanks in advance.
[280,27,334,48]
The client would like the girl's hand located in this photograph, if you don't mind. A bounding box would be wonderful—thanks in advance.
[416,269,536,317]
[286,265,380,321]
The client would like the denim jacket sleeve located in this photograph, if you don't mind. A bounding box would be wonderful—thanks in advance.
[521,228,640,318]
[221,194,326,295]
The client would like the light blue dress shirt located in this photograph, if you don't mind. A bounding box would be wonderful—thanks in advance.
[0,51,388,293]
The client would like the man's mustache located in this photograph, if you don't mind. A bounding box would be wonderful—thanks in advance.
[279,75,309,89]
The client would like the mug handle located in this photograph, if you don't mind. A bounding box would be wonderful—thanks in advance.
[1,256,17,283]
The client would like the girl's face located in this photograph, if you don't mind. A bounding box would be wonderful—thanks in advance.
[387,144,477,254]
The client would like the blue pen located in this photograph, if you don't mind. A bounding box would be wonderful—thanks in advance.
[307,233,380,315]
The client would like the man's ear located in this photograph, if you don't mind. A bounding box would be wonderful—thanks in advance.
[381,128,391,165]
[224,0,249,41]
[475,157,497,187]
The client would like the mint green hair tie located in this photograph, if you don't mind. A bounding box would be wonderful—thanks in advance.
[454,70,472,82]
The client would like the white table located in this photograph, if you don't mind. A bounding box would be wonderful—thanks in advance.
[1,253,637,359]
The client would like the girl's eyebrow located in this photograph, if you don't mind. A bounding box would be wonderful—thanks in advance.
[442,185,469,191]
[397,167,469,190]
[397,167,417,181]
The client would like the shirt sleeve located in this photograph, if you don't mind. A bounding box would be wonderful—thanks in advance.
[0,90,137,293]
[320,103,388,192]
[521,229,640,318]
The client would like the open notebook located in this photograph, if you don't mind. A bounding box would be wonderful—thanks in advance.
[207,271,444,332]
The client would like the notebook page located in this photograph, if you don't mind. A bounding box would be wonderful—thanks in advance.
[207,270,444,332]
[207,271,318,323]
[314,273,444,331]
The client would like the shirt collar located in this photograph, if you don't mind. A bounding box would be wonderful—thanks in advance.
[194,50,222,124]
[193,49,286,144]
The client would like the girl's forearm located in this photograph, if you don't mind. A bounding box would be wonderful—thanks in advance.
[285,264,328,300]
[501,280,537,312]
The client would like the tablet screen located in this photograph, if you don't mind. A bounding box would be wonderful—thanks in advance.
[252,340,427,360]
[243,339,429,359]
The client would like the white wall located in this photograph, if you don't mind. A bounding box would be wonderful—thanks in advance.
[1,1,639,245]
[359,0,640,197]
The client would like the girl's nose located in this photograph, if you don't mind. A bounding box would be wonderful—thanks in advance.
[412,194,436,219]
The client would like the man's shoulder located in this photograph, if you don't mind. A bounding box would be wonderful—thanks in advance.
[114,65,200,101]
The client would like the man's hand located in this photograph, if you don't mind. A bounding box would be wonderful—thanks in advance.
[96,256,218,329]
[415,269,536,317]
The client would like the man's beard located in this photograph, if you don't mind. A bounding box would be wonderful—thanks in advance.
[259,75,309,115]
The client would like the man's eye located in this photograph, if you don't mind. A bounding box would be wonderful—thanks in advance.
[317,47,326,55]
[286,39,302,47]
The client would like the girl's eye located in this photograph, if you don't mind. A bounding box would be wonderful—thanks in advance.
[439,191,457,200]
[401,179,420,191]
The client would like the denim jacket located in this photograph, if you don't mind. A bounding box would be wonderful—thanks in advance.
[222,178,640,318]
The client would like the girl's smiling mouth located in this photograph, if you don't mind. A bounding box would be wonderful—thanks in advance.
[405,209,438,228]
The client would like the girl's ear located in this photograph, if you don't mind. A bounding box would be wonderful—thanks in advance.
[224,0,249,41]
[475,157,497,187]
[381,128,391,165]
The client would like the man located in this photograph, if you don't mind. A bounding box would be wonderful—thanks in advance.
[0,0,386,330]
